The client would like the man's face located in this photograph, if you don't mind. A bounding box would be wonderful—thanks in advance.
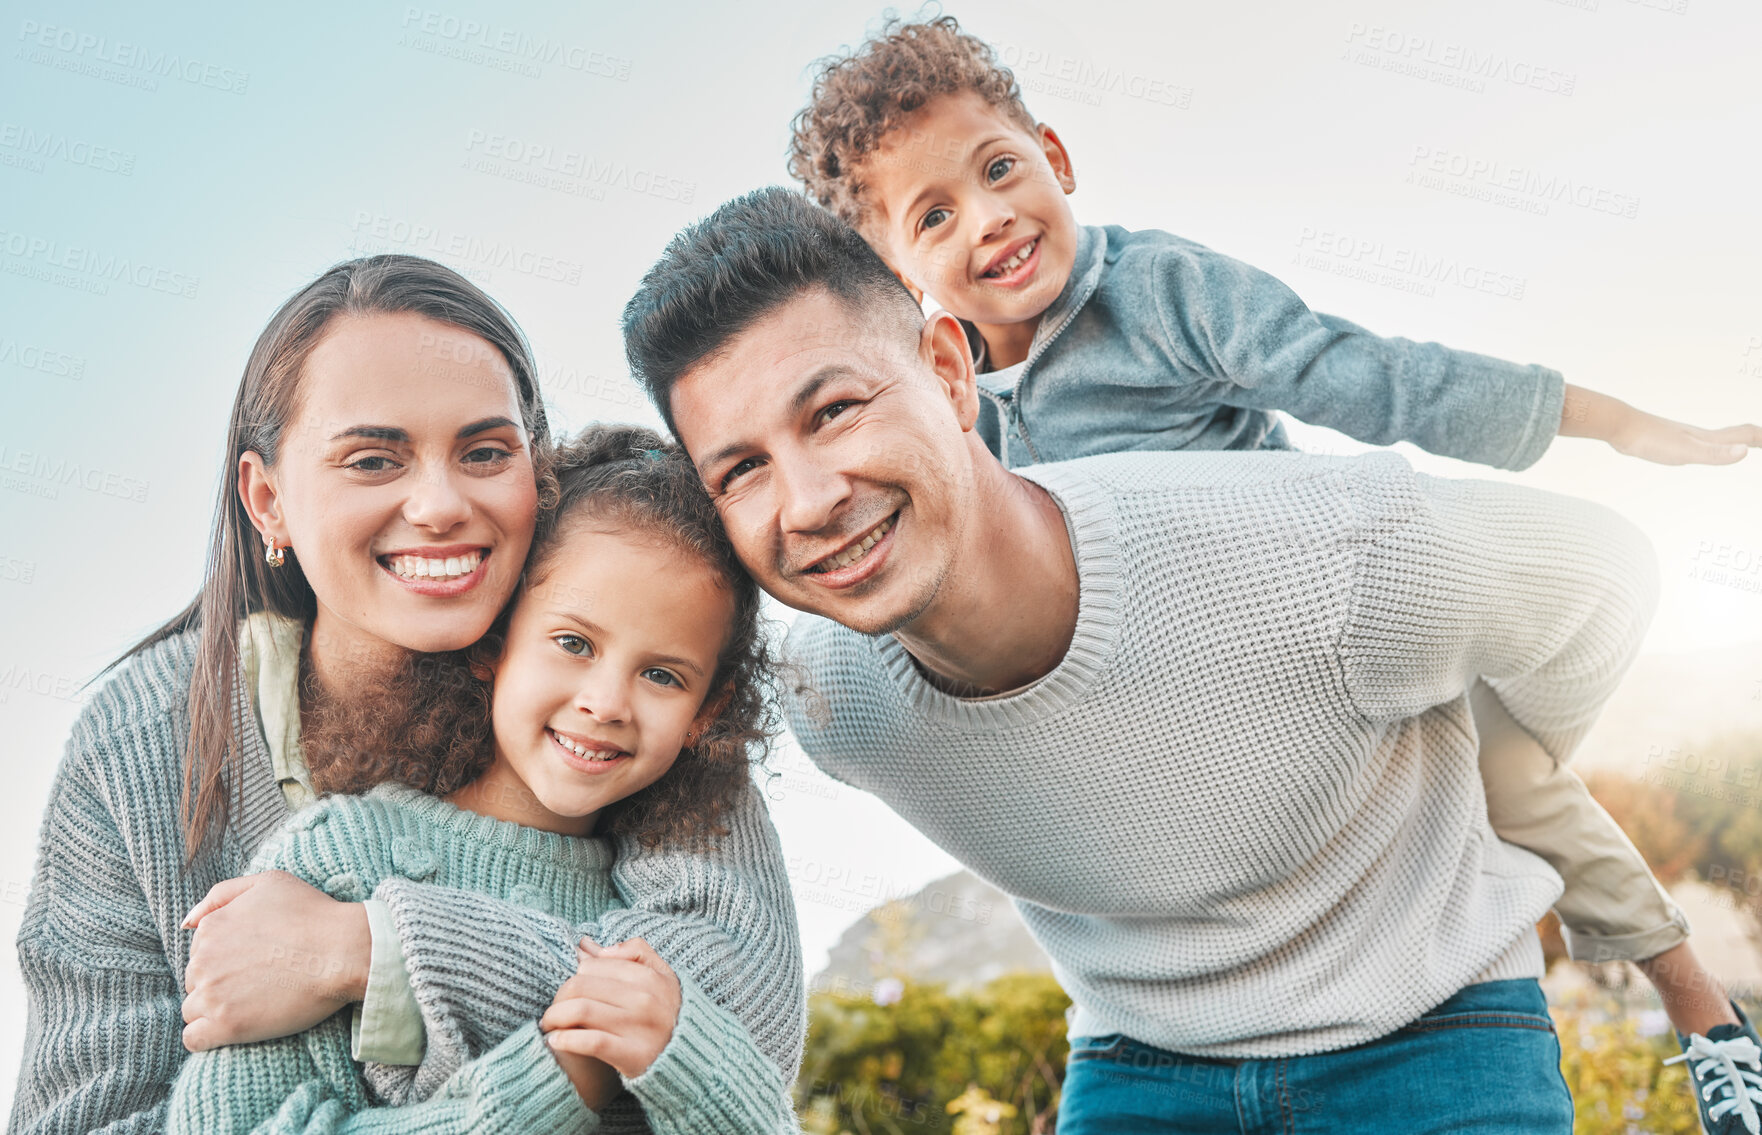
[669,289,975,635]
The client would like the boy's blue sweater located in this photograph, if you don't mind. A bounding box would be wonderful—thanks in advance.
[967,224,1565,471]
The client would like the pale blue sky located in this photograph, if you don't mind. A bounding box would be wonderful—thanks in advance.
[3,0,1759,1110]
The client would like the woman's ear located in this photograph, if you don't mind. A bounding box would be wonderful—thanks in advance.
[238,451,288,547]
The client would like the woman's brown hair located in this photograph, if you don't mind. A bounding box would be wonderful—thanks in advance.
[118,255,550,858]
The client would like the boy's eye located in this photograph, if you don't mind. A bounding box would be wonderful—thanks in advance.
[553,633,591,656]
[642,667,681,688]
[986,156,1015,183]
[921,207,950,231]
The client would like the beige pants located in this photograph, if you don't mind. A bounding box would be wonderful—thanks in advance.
[1471,681,1689,963]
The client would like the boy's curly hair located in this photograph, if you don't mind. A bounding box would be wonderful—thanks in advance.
[310,424,782,850]
[788,12,1037,230]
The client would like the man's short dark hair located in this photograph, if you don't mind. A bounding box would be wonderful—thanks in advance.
[621,185,922,436]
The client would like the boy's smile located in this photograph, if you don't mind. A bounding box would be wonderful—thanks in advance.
[858,90,1080,369]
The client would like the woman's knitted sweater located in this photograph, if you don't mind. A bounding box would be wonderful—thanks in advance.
[9,628,803,1134]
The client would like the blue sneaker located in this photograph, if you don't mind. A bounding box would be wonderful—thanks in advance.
[1666,1002,1762,1135]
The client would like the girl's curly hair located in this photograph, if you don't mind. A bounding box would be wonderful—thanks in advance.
[309,424,782,850]
[788,11,1038,229]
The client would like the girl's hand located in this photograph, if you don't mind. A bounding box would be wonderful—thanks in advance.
[540,937,682,1080]
[179,870,372,1051]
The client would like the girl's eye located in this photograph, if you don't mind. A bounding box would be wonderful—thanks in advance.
[347,455,399,473]
[986,156,1015,183]
[922,207,950,231]
[642,667,681,688]
[553,634,591,656]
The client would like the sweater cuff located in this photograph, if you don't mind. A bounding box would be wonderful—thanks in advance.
[351,898,427,1065]
[623,975,790,1131]
[458,1022,601,1134]
[1500,364,1566,471]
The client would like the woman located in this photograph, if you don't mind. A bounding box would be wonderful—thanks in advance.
[9,255,802,1134]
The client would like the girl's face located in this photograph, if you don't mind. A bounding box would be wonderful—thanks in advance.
[471,523,735,836]
[241,311,538,671]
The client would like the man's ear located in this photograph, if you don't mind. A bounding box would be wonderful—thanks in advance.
[920,310,982,433]
[238,451,289,549]
[1036,124,1077,195]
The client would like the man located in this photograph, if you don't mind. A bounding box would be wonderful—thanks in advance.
[621,187,1662,1132]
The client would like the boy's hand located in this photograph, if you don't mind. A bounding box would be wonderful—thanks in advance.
[541,937,682,1081]
[1560,383,1760,465]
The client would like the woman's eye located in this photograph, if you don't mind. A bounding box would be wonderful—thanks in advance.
[553,634,590,656]
[642,667,681,688]
[986,156,1015,183]
[922,207,950,231]
[347,455,398,473]
[464,446,513,466]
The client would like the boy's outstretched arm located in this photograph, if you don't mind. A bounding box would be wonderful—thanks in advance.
[1558,383,1760,465]
[1149,240,1757,470]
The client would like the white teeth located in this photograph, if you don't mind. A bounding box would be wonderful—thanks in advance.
[551,729,621,761]
[986,238,1036,277]
[816,516,895,573]
[387,550,483,580]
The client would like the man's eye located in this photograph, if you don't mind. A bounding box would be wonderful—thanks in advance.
[922,207,950,231]
[553,634,590,656]
[721,457,761,490]
[986,156,1015,183]
[819,400,854,425]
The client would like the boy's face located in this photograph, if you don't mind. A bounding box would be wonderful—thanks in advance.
[857,90,1079,334]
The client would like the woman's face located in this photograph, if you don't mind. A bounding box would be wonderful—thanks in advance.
[244,310,539,669]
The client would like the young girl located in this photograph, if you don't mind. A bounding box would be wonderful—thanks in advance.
[166,425,797,1133]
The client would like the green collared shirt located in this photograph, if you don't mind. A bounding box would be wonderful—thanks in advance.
[239,612,426,1065]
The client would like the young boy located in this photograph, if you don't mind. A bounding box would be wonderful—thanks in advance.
[787,14,1762,1133]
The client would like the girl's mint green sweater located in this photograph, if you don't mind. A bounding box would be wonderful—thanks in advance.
[167,782,794,1134]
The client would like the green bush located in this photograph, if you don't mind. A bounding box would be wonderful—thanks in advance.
[795,972,1070,1135]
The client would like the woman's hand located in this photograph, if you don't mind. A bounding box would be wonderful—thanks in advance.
[179,870,372,1051]
[541,937,682,1084]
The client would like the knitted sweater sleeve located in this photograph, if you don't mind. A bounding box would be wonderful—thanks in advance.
[371,780,804,1122]
[166,1018,596,1135]
[1338,462,1659,763]
[7,729,185,1135]
[1148,242,1565,471]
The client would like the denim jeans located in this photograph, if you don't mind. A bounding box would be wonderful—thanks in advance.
[1058,979,1572,1133]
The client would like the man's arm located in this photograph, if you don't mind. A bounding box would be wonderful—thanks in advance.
[1336,459,1660,760]
[368,780,805,1105]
